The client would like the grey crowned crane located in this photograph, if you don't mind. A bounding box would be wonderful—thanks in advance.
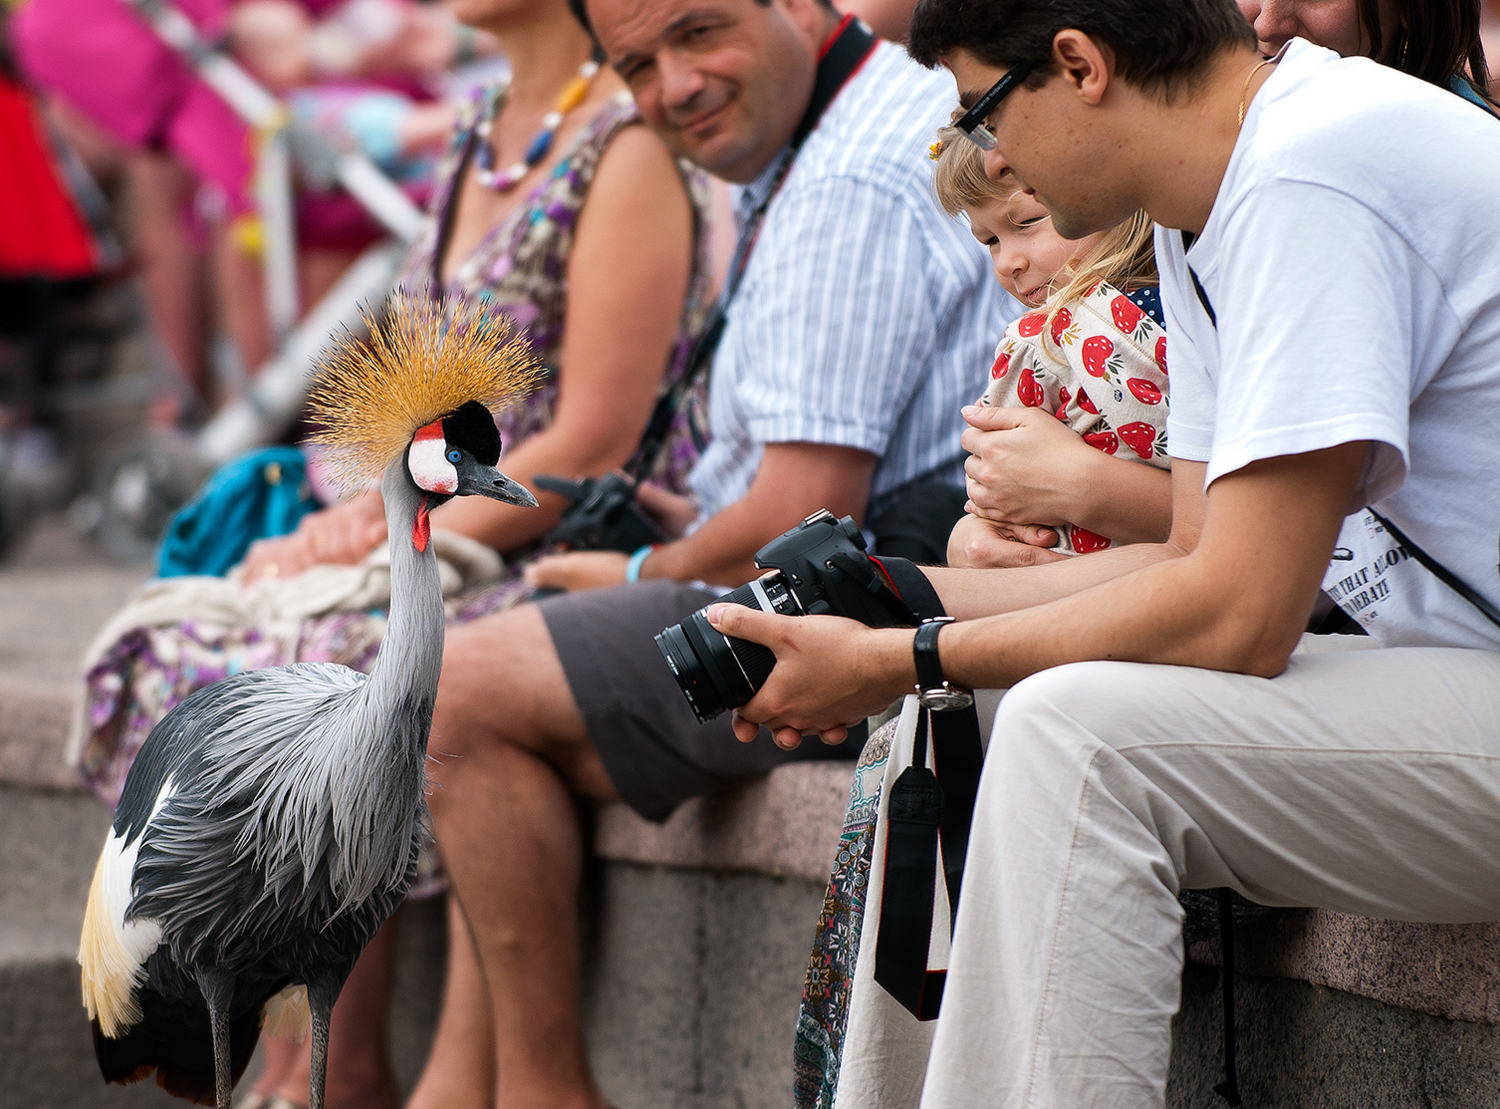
[78,296,542,1109]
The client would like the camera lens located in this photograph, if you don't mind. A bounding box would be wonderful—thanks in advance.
[655,576,800,723]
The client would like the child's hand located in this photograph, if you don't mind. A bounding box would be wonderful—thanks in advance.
[961,405,1102,526]
[946,513,1065,569]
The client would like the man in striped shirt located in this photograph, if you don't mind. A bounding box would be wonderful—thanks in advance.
[420,0,1013,1102]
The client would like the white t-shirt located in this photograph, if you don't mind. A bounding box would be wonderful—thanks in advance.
[1157,39,1500,650]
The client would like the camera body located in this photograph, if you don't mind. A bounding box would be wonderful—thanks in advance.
[655,510,927,723]
[531,472,667,553]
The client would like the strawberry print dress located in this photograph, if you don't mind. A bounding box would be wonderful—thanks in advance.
[978,280,1170,553]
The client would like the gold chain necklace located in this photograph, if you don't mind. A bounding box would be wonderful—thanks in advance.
[1238,57,1278,128]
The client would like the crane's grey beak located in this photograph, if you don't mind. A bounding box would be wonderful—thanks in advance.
[458,463,539,507]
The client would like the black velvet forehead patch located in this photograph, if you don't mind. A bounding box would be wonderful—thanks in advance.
[442,400,502,466]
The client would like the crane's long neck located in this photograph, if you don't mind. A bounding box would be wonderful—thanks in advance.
[315,456,444,909]
[364,456,446,729]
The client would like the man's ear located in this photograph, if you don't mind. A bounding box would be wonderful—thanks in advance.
[1051,28,1112,107]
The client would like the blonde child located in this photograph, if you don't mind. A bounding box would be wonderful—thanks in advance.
[932,126,1171,556]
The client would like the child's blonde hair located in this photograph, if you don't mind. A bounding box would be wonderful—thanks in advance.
[930,122,1158,309]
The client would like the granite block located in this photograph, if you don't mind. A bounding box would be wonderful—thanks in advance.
[1169,965,1500,1108]
[1191,910,1500,1025]
[593,762,855,884]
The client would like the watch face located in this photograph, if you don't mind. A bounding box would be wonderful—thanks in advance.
[919,688,974,712]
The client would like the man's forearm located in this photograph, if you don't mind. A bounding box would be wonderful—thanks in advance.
[642,499,768,587]
[640,442,878,588]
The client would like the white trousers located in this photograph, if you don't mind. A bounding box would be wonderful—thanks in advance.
[919,635,1500,1109]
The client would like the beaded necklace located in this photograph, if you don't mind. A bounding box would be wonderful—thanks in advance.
[475,51,604,192]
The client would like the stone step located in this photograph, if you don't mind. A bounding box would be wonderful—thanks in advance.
[0,516,147,795]
[0,784,178,1108]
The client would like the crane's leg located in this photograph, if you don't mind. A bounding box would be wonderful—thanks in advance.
[195,969,235,1109]
[305,979,344,1109]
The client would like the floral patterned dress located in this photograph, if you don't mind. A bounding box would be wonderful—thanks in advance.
[76,84,715,806]
[978,280,1170,554]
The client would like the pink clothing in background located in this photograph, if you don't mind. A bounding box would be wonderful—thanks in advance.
[12,0,256,214]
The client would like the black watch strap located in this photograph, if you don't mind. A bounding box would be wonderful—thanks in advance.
[913,619,949,689]
[914,618,972,710]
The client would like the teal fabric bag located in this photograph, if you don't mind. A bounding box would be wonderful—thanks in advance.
[156,447,318,578]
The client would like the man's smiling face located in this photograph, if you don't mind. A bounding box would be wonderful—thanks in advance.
[590,0,819,183]
[947,43,1139,241]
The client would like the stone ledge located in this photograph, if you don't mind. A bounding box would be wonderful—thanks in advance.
[5,526,1498,1036]
[1194,909,1500,1025]
[0,675,83,792]
[592,761,855,884]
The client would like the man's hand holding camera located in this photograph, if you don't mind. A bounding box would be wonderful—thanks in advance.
[706,603,913,749]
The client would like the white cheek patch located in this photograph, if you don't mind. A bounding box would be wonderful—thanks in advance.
[408,421,458,494]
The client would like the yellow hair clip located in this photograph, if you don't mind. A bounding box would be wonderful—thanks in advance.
[928,139,945,161]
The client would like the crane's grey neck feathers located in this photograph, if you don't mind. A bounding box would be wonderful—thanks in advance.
[367,457,446,701]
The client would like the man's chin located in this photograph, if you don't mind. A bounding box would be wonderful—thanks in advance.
[1048,207,1112,243]
[670,128,760,182]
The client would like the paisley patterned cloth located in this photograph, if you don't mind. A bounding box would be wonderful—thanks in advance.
[75,85,715,807]
[793,720,894,1109]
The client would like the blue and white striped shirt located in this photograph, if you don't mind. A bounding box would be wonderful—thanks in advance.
[687,39,1018,522]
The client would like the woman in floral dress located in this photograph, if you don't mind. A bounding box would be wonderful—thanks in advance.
[76,0,714,1099]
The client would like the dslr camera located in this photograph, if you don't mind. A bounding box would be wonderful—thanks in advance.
[655,510,939,723]
[531,472,667,553]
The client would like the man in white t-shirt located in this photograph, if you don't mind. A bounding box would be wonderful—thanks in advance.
[704,0,1500,1105]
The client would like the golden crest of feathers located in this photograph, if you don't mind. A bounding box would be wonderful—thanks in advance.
[306,292,543,492]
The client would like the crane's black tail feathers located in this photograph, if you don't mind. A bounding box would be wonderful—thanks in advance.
[92,988,262,1106]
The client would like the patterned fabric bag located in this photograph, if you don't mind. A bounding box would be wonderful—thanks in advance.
[793,283,1175,1107]
[794,719,895,1109]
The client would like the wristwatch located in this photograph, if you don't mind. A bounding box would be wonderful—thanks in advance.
[913,617,973,711]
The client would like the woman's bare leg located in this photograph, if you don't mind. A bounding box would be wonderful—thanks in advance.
[406,895,497,1109]
[122,152,208,416]
[256,915,402,1109]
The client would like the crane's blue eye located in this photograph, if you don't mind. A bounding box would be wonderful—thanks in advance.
[447,449,463,464]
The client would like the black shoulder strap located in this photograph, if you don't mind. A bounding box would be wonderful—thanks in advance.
[431,95,489,291]
[1181,230,1217,328]
[1368,509,1500,630]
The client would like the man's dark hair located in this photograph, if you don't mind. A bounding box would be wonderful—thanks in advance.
[907,0,1255,94]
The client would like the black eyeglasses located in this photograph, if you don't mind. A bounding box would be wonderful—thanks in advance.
[953,59,1039,151]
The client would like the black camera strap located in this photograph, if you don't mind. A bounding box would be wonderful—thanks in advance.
[873,702,985,1021]
[623,16,879,482]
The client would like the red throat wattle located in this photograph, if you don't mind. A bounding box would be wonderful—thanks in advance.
[412,499,431,552]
